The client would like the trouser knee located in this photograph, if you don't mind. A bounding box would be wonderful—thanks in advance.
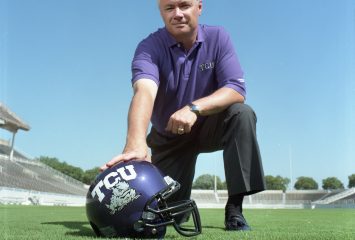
[222,103,258,145]
[226,103,257,126]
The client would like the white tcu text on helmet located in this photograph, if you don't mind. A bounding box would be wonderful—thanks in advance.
[91,165,137,202]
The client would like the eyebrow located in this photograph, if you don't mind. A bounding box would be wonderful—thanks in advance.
[163,1,193,7]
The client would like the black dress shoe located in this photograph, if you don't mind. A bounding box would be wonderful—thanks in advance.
[225,214,251,231]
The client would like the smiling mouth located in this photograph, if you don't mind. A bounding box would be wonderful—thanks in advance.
[173,22,187,25]
[173,23,186,28]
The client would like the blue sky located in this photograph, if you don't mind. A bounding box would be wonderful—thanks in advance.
[1,0,354,189]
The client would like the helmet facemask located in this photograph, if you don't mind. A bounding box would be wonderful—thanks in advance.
[136,177,202,237]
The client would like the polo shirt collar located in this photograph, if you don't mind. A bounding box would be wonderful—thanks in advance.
[164,24,206,48]
[196,24,205,43]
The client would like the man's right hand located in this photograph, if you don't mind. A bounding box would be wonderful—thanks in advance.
[99,147,151,172]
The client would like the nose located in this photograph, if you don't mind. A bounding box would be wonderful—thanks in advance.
[174,7,184,19]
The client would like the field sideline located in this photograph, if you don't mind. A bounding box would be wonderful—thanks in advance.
[1,205,354,239]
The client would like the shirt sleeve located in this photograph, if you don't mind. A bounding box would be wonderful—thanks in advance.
[215,27,246,97]
[131,37,160,86]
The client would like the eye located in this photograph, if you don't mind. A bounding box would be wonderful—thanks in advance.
[180,4,191,10]
[165,6,174,11]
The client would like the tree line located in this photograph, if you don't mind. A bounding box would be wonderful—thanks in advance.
[37,156,355,190]
[193,174,355,191]
[37,156,99,185]
[265,175,355,191]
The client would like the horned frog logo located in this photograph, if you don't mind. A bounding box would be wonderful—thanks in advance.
[106,181,141,215]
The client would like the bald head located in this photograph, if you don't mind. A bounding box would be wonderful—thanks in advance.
[157,0,200,7]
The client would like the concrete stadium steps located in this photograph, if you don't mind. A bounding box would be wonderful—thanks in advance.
[191,190,220,204]
[189,189,343,207]
[284,190,329,204]
[248,190,284,204]
[315,189,344,201]
[0,187,85,206]
[0,171,72,194]
[17,160,87,195]
[0,155,87,196]
[340,192,355,200]
[313,188,355,204]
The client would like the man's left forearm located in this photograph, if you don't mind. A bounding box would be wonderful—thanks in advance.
[191,87,245,116]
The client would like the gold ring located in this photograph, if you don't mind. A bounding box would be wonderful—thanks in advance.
[177,127,185,135]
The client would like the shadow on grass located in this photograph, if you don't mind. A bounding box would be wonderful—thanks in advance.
[41,222,223,238]
[42,221,95,237]
[41,222,186,239]
[202,225,225,231]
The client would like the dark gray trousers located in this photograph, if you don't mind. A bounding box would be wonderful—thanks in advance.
[147,103,265,202]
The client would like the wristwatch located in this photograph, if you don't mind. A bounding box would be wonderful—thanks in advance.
[188,103,201,116]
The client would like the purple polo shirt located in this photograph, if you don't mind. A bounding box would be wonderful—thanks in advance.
[131,24,245,135]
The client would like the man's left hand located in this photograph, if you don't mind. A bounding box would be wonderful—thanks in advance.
[165,106,198,135]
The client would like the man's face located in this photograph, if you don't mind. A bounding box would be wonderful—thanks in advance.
[159,0,202,41]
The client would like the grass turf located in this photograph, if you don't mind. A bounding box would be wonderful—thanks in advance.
[0,205,354,239]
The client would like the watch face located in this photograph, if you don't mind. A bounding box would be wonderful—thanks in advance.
[189,104,200,115]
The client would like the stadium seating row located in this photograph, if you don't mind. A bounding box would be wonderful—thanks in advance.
[0,156,87,196]
[192,189,355,206]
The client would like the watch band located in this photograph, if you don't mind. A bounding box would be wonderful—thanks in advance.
[188,103,201,116]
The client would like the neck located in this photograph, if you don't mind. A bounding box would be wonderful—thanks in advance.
[176,28,198,51]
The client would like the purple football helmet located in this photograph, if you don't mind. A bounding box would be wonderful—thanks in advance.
[86,160,201,238]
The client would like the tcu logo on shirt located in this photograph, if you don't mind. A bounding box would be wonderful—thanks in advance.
[91,165,137,202]
[199,61,215,71]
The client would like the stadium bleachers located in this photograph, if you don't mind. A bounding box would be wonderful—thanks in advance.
[215,190,328,205]
[0,143,28,159]
[0,141,88,199]
[191,190,219,204]
[250,190,284,205]
[316,189,343,201]
[189,189,355,209]
[284,190,328,204]
[332,193,355,205]
[341,193,355,200]
[0,156,87,195]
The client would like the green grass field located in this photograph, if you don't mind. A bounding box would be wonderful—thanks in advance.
[1,205,354,240]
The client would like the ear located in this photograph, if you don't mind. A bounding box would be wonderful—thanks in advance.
[198,1,203,15]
